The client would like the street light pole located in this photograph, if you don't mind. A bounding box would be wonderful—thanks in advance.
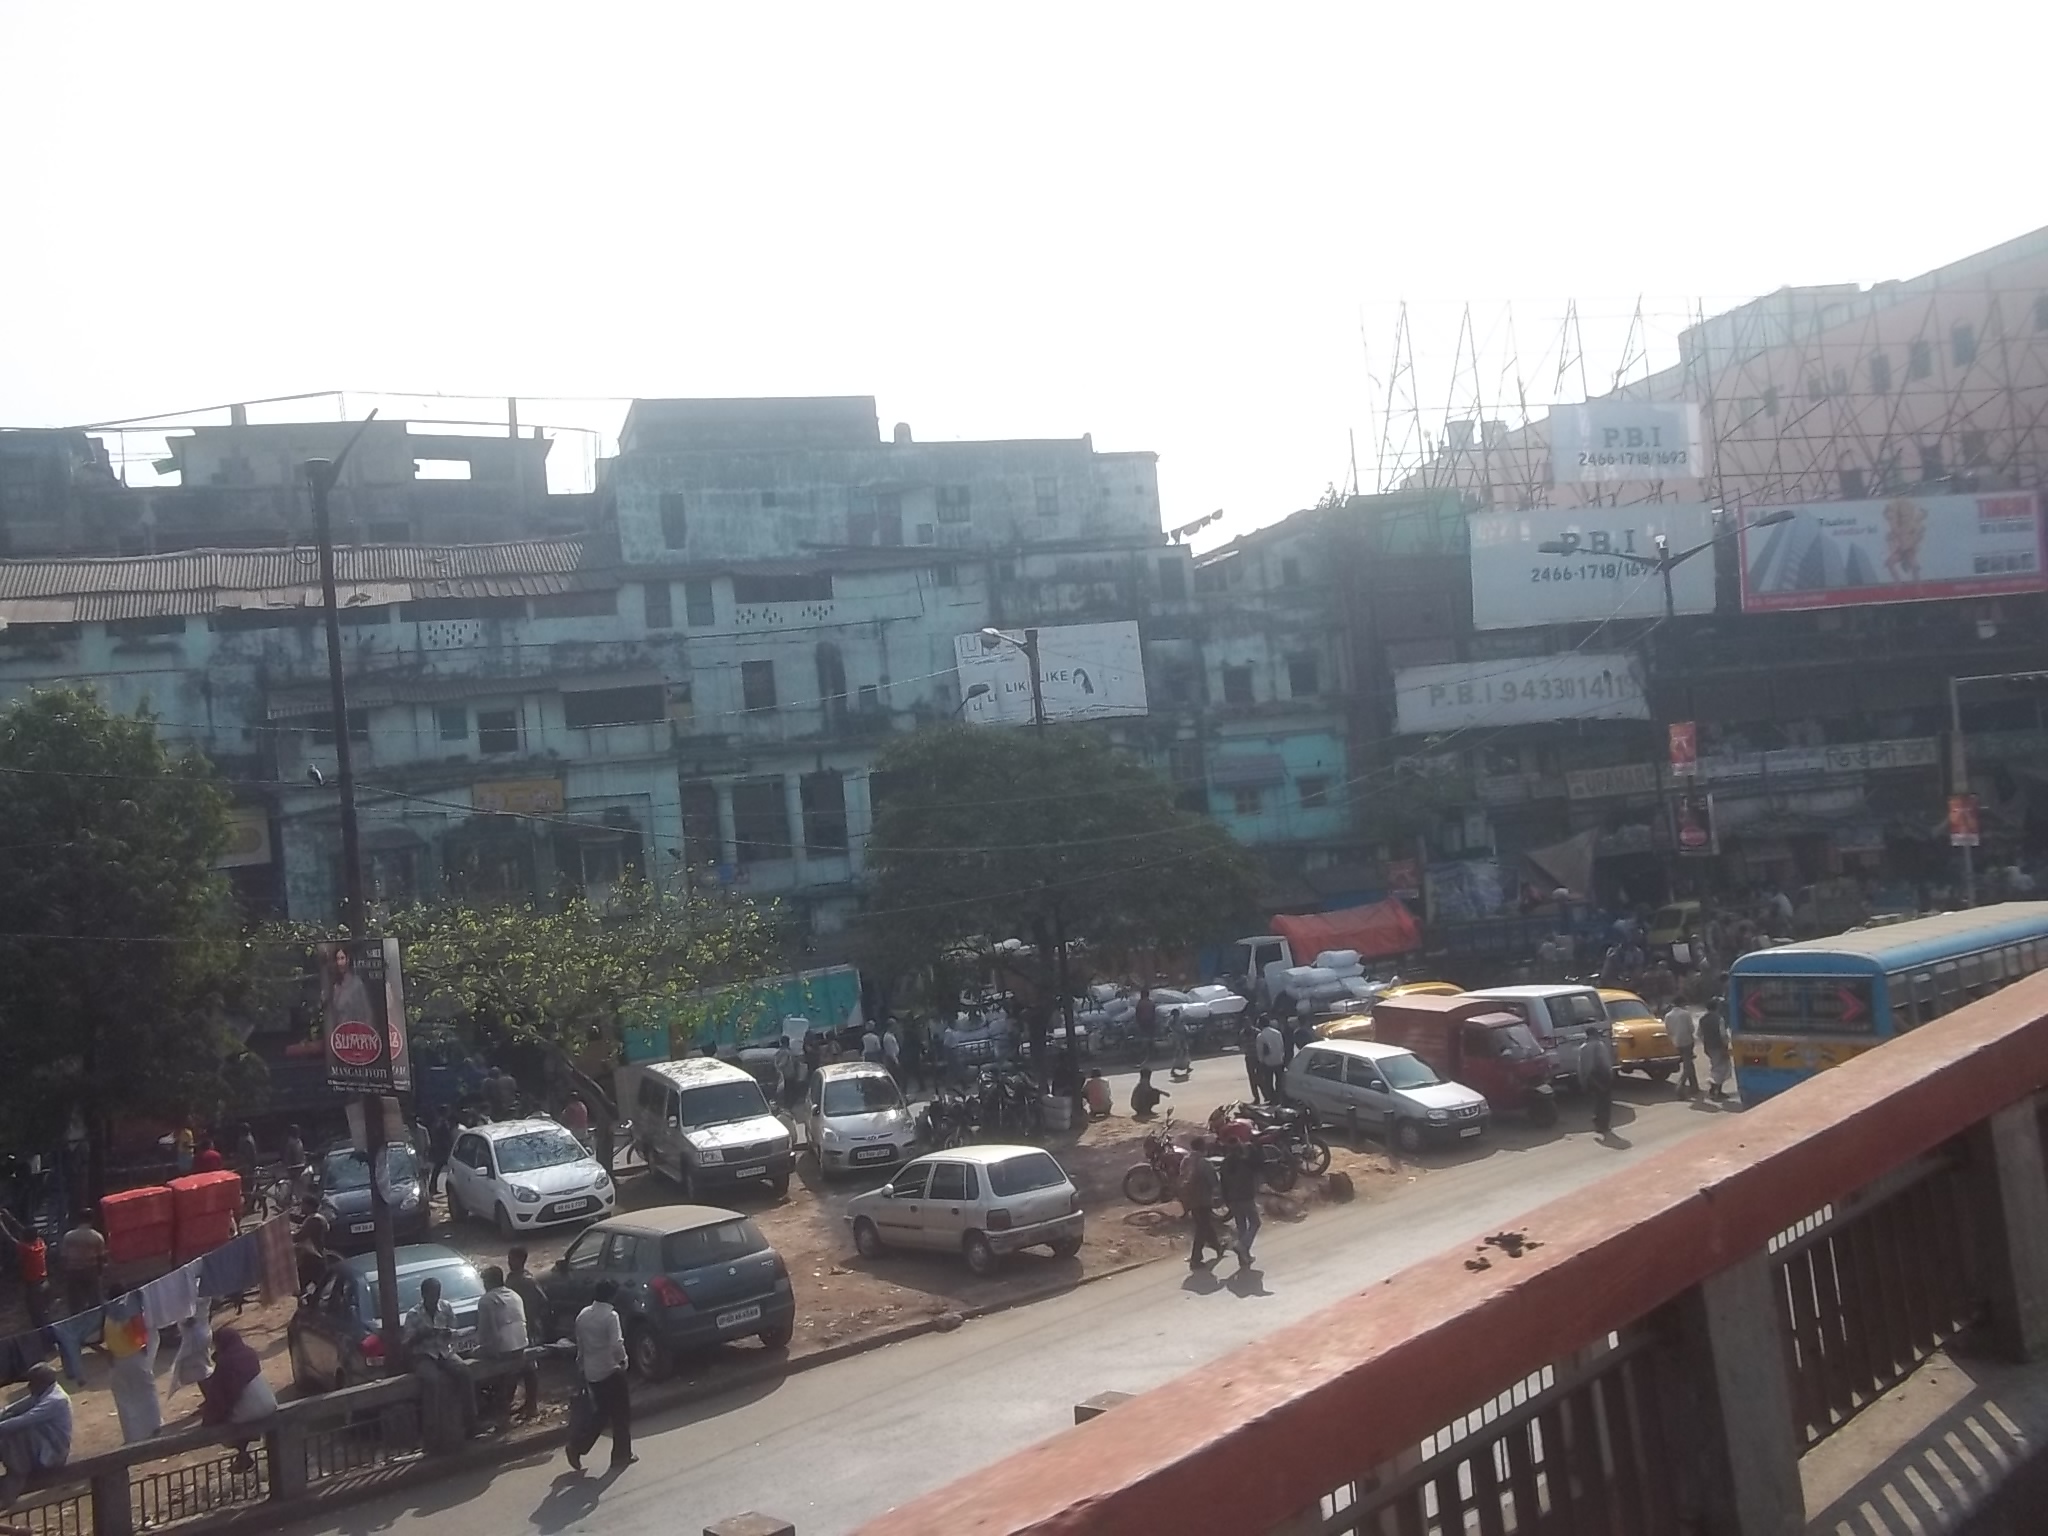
[305,419,400,1358]
[1950,675,1975,908]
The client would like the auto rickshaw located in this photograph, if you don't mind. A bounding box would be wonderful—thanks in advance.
[1368,994,1559,1127]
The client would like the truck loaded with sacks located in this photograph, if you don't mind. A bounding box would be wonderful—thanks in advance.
[1225,898,1425,1017]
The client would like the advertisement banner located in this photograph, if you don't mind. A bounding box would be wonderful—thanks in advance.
[1468,503,1717,628]
[473,778,565,816]
[1669,722,1697,777]
[1393,653,1648,735]
[322,937,411,1094]
[215,808,273,869]
[955,622,1148,726]
[1740,491,2046,612]
[1949,794,1981,848]
[1549,401,1704,483]
[1674,793,1717,856]
[1566,762,1662,801]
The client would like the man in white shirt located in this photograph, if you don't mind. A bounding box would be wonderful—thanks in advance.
[881,1023,902,1085]
[568,1279,633,1473]
[1254,1021,1287,1104]
[861,1024,883,1064]
[476,1265,532,1427]
[1665,999,1699,1097]
[401,1276,475,1440]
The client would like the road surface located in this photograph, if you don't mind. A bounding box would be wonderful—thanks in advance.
[281,1081,1732,1536]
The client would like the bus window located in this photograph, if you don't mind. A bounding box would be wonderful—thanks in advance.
[1960,953,1984,998]
[2027,941,2043,974]
[1887,972,1916,1032]
[2002,945,2022,983]
[1913,971,1937,1022]
[1934,961,1962,1013]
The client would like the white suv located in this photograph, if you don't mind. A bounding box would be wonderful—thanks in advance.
[445,1118,617,1238]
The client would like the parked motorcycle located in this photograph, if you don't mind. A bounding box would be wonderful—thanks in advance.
[1241,1100,1331,1176]
[1121,1123,1229,1218]
[917,1091,976,1150]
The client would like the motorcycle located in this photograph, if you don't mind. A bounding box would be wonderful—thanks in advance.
[1241,1100,1331,1176]
[917,1091,976,1150]
[1121,1123,1228,1218]
[1209,1106,1306,1193]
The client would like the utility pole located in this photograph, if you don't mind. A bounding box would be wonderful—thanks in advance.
[1949,676,1976,908]
[1017,629,1077,1064]
[306,425,400,1357]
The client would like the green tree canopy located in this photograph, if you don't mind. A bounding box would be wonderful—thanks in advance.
[861,725,1262,994]
[0,689,260,1171]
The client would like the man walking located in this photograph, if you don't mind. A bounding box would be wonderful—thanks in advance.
[503,1246,547,1419]
[881,1021,903,1085]
[568,1279,633,1473]
[57,1211,106,1320]
[1179,1148,1225,1271]
[1665,994,1699,1097]
[476,1265,531,1429]
[427,1109,454,1200]
[1237,1018,1261,1101]
[1220,1144,1260,1268]
[1580,1024,1617,1135]
[1700,996,1734,1102]
[1254,1019,1287,1105]
[1132,986,1158,1068]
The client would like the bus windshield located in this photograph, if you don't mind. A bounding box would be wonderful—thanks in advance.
[1736,976,1877,1034]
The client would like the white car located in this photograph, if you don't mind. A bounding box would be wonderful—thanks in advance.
[804,1062,918,1176]
[445,1118,617,1238]
[844,1145,1083,1277]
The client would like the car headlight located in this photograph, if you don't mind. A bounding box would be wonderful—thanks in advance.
[593,1169,612,1188]
[819,1127,843,1148]
[512,1184,542,1204]
[399,1192,420,1211]
[696,1147,724,1166]
[1426,1110,1450,1123]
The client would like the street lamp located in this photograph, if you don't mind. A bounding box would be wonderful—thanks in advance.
[1535,507,1794,619]
[951,683,991,717]
[977,627,1047,731]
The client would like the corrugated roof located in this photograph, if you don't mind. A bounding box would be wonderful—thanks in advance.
[0,542,597,621]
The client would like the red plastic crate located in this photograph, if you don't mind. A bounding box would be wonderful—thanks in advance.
[172,1210,238,1264]
[107,1221,173,1267]
[168,1171,243,1217]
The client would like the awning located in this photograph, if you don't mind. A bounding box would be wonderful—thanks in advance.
[1208,753,1287,789]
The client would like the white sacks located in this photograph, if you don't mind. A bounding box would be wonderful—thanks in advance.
[1313,950,1366,977]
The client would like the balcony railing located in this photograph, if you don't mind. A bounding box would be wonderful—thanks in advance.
[862,972,2048,1535]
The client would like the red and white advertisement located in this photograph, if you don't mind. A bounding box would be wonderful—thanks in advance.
[1949,794,1981,848]
[1739,491,2047,613]
[1668,721,1698,777]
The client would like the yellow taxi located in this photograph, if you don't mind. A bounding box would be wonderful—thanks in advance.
[1598,988,1681,1080]
[1313,980,1462,1041]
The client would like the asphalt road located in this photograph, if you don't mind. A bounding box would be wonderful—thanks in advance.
[281,1076,1731,1536]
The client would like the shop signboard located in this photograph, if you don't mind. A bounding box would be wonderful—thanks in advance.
[1740,491,2046,612]
[1393,653,1647,735]
[1468,503,1716,627]
[1548,401,1704,483]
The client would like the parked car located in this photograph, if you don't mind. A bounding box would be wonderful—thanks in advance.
[1282,1039,1491,1154]
[535,1205,794,1379]
[845,1145,1083,1277]
[444,1118,617,1238]
[1598,989,1681,1081]
[1368,996,1558,1127]
[804,1062,917,1177]
[312,1142,430,1251]
[1457,985,1608,1081]
[618,1057,795,1201]
[288,1245,483,1393]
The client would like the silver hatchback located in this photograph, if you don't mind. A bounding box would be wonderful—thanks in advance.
[845,1144,1083,1277]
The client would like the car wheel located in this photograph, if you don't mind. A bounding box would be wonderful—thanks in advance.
[628,1324,672,1382]
[1050,1236,1082,1260]
[769,1174,790,1200]
[495,1204,516,1240]
[1528,1095,1560,1128]
[1646,1066,1673,1082]
[963,1232,999,1277]
[1395,1120,1426,1155]
[757,1321,793,1351]
[853,1218,884,1259]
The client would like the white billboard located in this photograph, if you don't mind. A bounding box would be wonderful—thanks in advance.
[1549,401,1704,484]
[955,622,1149,726]
[1739,491,2047,612]
[1394,653,1648,735]
[1469,504,1717,628]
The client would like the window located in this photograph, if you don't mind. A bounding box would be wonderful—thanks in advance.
[1280,558,1301,586]
[988,1152,1066,1197]
[889,1164,930,1200]
[401,597,525,622]
[927,1162,975,1201]
[1221,665,1254,705]
[661,1220,769,1271]
[476,709,521,755]
[107,615,186,639]
[1343,1056,1386,1090]
[684,580,715,627]
[1962,430,1990,467]
[935,486,972,524]
[309,709,369,745]
[1287,654,1321,696]
[660,493,688,550]
[876,492,903,546]
[1232,787,1262,817]
[1908,339,1932,380]
[1298,776,1329,810]
[1305,1051,1342,1083]
[932,565,958,588]
[732,572,832,605]
[436,706,468,742]
[815,642,847,713]
[1868,353,1892,393]
[560,1232,606,1274]
[679,780,719,867]
[801,771,849,852]
[1761,385,1779,418]
[1838,465,1867,500]
[529,590,616,620]
[1953,324,1978,367]
[1157,557,1187,600]
[600,1234,642,1272]
[563,686,666,728]
[643,582,673,630]
[337,605,392,627]
[1034,477,1059,517]
[741,660,777,712]
[1919,442,1945,483]
[731,778,788,864]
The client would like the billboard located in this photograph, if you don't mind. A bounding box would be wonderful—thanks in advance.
[1468,503,1716,628]
[1549,401,1704,483]
[1393,653,1648,735]
[322,937,411,1094]
[1739,491,2046,612]
[955,622,1148,726]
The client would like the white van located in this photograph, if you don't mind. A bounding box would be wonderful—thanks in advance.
[1458,985,1607,1080]
[619,1058,795,1201]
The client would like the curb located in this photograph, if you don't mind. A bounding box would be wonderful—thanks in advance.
[198,1254,1158,1535]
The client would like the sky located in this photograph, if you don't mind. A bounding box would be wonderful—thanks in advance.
[5,2,2045,541]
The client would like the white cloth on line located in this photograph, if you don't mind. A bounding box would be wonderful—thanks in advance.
[140,1261,200,1331]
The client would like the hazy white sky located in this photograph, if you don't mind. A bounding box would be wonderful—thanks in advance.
[5,2,2043,539]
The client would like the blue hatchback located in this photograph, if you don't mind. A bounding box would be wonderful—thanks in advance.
[287,1244,484,1392]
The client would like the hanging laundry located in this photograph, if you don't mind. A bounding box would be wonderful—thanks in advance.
[45,1308,101,1386]
[140,1262,199,1333]
[254,1217,293,1305]
[102,1294,152,1360]
[0,1330,50,1388]
[108,1314,161,1443]
[170,1307,213,1393]
[196,1234,261,1300]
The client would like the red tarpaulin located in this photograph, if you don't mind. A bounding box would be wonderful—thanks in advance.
[1271,899,1421,962]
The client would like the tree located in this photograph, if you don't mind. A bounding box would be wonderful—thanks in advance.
[860,725,1262,1018]
[0,689,262,1195]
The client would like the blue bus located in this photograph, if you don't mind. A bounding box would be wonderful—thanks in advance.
[1729,902,2048,1104]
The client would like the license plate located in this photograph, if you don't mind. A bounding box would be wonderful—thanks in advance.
[1459,1125,1483,1138]
[715,1304,762,1330]
[733,1165,768,1178]
[550,1197,594,1215]
[350,1221,374,1235]
[852,1146,894,1163]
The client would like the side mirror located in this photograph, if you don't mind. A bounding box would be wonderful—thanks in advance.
[879,1186,895,1199]
[552,1258,567,1274]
